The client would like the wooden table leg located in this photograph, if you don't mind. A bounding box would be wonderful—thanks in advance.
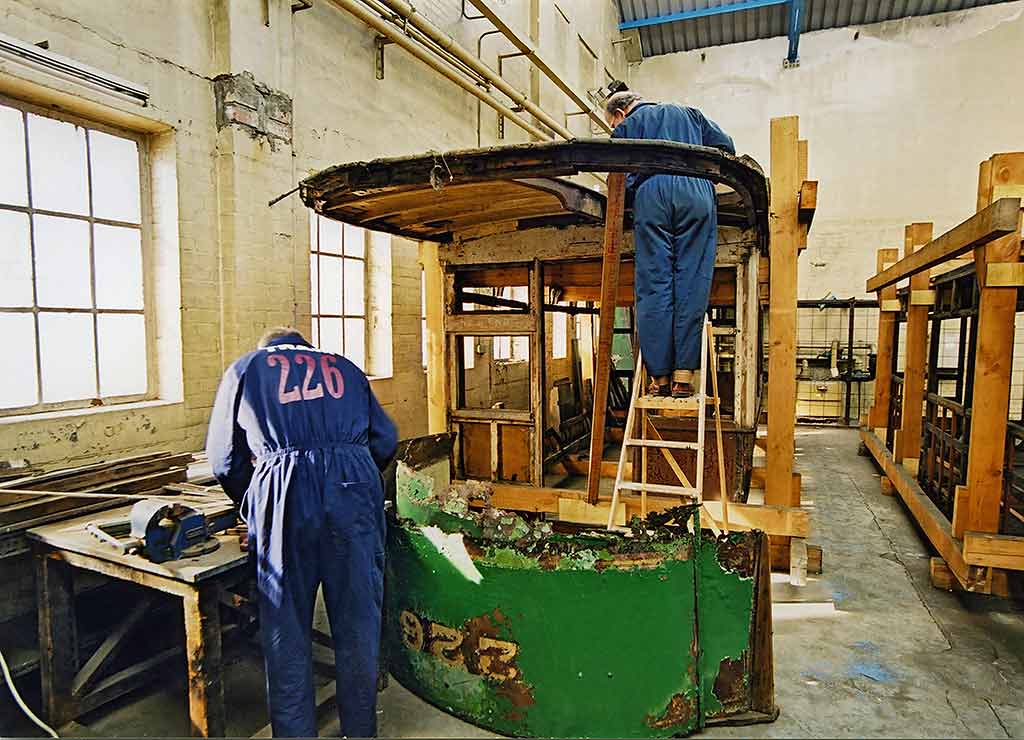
[183,583,225,737]
[36,550,78,728]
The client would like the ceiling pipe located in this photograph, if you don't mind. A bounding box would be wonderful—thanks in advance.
[371,0,575,140]
[464,0,613,135]
[330,0,550,141]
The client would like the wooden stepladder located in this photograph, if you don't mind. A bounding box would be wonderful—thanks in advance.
[607,320,732,533]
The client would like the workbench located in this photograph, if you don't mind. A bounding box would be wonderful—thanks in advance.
[27,502,247,737]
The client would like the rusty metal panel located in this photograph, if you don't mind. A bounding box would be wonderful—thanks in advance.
[386,437,775,737]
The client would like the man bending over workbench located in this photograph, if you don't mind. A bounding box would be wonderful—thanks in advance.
[605,91,735,398]
[206,327,397,738]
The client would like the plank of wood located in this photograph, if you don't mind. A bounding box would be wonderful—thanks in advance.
[586,172,626,504]
[859,426,978,591]
[963,531,1024,570]
[766,116,801,508]
[896,223,933,464]
[530,260,546,486]
[475,483,809,537]
[183,583,225,737]
[869,248,901,428]
[982,261,1024,287]
[37,553,78,727]
[445,312,534,336]
[558,498,626,527]
[964,190,1023,533]
[879,476,895,497]
[422,241,447,434]
[930,557,955,591]
[865,197,1021,292]
[768,539,822,574]
[797,180,818,224]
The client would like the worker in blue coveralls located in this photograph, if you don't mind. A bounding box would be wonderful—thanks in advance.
[605,91,735,397]
[206,326,397,738]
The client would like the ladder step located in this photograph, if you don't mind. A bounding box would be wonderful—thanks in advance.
[625,438,699,450]
[617,481,699,497]
[635,395,717,410]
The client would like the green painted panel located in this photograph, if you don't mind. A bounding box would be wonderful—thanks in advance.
[386,526,701,737]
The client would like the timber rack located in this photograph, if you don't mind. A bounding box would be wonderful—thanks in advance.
[861,152,1024,597]
[301,118,818,578]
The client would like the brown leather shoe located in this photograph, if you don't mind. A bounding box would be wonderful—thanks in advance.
[648,378,670,396]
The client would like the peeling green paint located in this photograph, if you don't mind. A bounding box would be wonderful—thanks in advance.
[386,448,772,737]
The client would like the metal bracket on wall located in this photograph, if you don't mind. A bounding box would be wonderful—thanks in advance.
[784,0,804,68]
[375,35,395,80]
[495,51,530,139]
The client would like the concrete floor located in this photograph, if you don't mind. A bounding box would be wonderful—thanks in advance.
[4,427,1024,737]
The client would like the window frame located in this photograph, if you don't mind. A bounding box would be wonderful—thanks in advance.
[0,93,155,418]
[310,215,369,370]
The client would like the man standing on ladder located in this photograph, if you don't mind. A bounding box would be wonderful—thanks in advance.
[605,91,735,398]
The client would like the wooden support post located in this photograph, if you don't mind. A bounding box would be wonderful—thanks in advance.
[37,551,78,728]
[586,172,626,504]
[766,116,801,508]
[183,583,225,737]
[962,154,1024,535]
[869,248,901,429]
[421,241,447,434]
[530,259,546,486]
[895,223,932,464]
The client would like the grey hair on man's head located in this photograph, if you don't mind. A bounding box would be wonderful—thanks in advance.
[258,326,305,348]
[605,91,643,115]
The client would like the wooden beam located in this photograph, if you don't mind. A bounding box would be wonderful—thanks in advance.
[963,202,1023,533]
[860,426,979,591]
[963,531,1024,570]
[766,115,801,508]
[530,260,546,486]
[37,552,78,727]
[798,180,817,224]
[982,261,1024,287]
[896,223,932,464]
[422,242,447,434]
[183,584,225,738]
[865,197,1021,292]
[586,173,626,504]
[869,248,901,428]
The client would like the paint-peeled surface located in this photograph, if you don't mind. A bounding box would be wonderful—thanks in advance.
[386,526,703,738]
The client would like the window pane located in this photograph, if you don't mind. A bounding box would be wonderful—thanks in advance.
[0,106,28,207]
[318,255,342,315]
[421,318,427,368]
[553,310,568,359]
[343,223,365,257]
[464,336,475,370]
[319,317,343,354]
[34,215,91,308]
[318,216,341,254]
[0,210,33,307]
[343,257,365,316]
[0,313,37,408]
[97,313,147,396]
[344,318,366,370]
[309,254,319,315]
[94,224,143,309]
[512,336,529,360]
[311,318,319,348]
[28,114,89,215]
[89,131,141,223]
[39,312,95,402]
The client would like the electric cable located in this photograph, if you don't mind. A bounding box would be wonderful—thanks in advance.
[0,646,59,738]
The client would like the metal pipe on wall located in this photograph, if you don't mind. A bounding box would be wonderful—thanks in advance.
[329,0,550,141]
[465,0,613,135]
[371,0,575,140]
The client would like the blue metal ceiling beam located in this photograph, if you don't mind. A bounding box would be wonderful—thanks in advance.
[786,0,804,64]
[619,0,789,31]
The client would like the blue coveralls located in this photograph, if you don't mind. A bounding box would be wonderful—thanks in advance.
[206,332,398,738]
[612,102,735,376]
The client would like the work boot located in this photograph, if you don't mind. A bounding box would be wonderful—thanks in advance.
[672,370,695,399]
[647,375,670,396]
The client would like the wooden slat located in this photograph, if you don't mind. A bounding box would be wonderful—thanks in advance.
[963,194,1023,533]
[896,223,933,464]
[963,532,1024,570]
[586,173,626,504]
[865,197,1021,292]
[798,180,817,224]
[422,242,448,434]
[766,115,801,508]
[860,426,978,591]
[869,248,901,428]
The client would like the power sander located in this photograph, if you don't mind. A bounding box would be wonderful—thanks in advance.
[87,499,237,563]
